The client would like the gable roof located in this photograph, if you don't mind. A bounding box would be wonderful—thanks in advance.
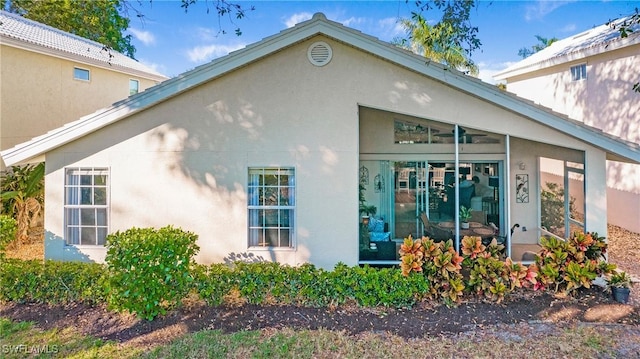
[494,15,640,80]
[2,13,639,167]
[0,10,167,81]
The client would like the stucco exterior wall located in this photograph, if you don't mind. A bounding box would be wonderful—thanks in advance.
[0,44,161,167]
[42,35,612,268]
[503,44,640,233]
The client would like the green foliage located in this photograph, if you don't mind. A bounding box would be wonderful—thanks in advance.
[540,182,576,237]
[5,0,135,58]
[534,232,614,294]
[0,163,44,215]
[396,0,481,75]
[459,206,472,222]
[0,259,106,303]
[399,235,425,276]
[1,163,44,242]
[402,234,539,305]
[196,261,428,309]
[505,257,538,291]
[358,184,377,216]
[192,263,234,307]
[332,264,429,308]
[0,215,17,259]
[178,0,255,36]
[460,236,534,303]
[607,270,633,289]
[105,226,200,320]
[421,238,465,305]
[4,0,255,60]
[0,229,621,319]
[518,35,558,59]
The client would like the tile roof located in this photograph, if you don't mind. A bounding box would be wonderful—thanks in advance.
[0,10,167,80]
[495,15,640,79]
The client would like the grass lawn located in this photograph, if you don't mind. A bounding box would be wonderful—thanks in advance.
[0,317,624,358]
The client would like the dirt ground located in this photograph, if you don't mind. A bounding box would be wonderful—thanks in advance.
[1,224,639,352]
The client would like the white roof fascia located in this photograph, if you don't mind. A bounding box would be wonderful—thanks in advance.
[2,13,639,167]
[1,36,168,82]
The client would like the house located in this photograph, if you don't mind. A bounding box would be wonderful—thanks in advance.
[0,10,168,170]
[2,13,639,269]
[494,15,640,233]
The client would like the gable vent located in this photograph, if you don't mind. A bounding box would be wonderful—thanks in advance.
[307,42,332,66]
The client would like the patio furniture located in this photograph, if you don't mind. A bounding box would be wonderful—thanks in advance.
[434,221,495,242]
[420,212,453,242]
[397,169,410,192]
[440,183,475,218]
[470,210,487,225]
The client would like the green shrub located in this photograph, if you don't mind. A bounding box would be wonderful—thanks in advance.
[195,261,429,309]
[292,263,341,307]
[0,215,17,259]
[105,226,200,320]
[193,263,235,306]
[533,232,615,294]
[0,259,106,303]
[331,264,429,308]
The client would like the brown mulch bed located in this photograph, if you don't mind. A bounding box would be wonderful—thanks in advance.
[1,223,639,351]
[1,289,639,351]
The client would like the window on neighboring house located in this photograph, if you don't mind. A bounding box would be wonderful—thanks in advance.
[129,79,139,95]
[570,64,587,81]
[74,67,90,81]
[65,168,109,245]
[248,167,295,248]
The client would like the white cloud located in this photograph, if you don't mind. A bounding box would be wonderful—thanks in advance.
[525,1,575,21]
[477,61,517,85]
[137,58,167,76]
[284,12,313,28]
[377,17,405,40]
[341,16,367,27]
[195,27,217,42]
[186,43,246,63]
[129,28,156,46]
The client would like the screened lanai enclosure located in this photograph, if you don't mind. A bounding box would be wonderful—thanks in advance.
[358,107,585,265]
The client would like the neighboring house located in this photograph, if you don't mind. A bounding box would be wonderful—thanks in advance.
[2,13,639,269]
[494,16,640,233]
[0,10,168,169]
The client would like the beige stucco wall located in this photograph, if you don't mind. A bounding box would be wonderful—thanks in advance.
[503,45,640,233]
[0,44,161,168]
[42,35,611,268]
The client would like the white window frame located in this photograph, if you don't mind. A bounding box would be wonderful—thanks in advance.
[570,64,587,81]
[247,167,295,248]
[129,79,139,95]
[64,167,109,246]
[73,67,90,81]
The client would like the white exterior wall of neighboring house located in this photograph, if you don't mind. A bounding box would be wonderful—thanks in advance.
[495,20,640,233]
[0,11,168,169]
[37,35,612,268]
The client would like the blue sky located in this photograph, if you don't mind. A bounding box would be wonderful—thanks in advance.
[126,1,638,83]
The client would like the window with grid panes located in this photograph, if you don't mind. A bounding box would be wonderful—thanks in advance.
[247,168,294,247]
[64,168,109,245]
[570,64,587,81]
